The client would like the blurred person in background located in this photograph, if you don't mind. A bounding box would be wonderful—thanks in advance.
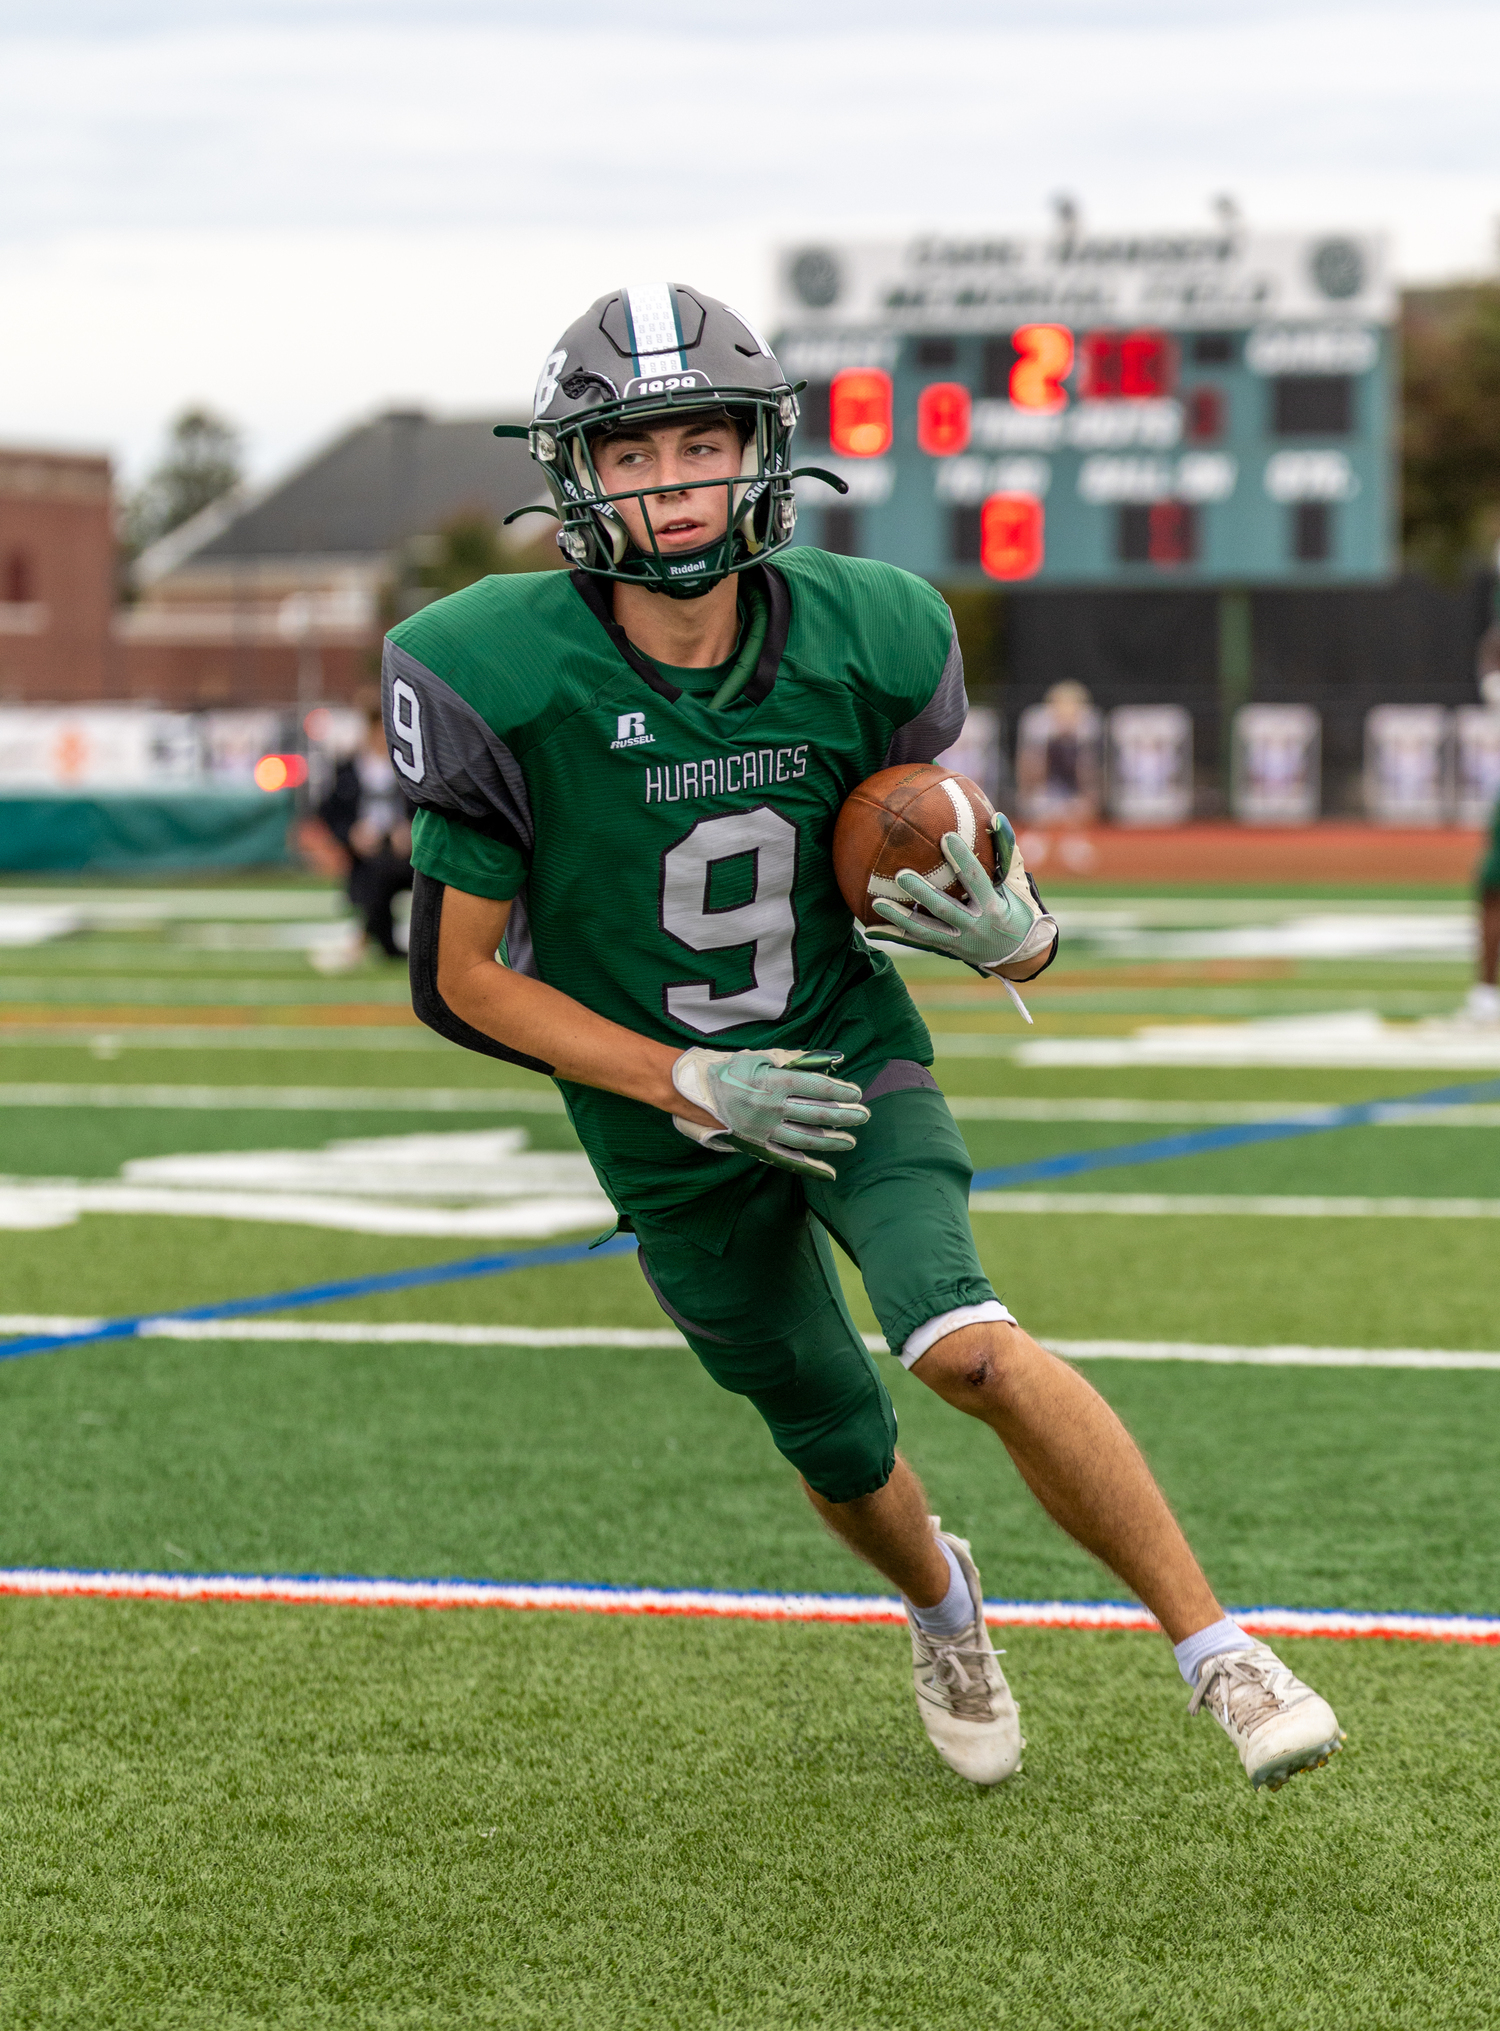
[1015,680,1102,823]
[305,708,415,972]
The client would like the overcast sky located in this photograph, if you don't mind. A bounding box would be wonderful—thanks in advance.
[3,0,1497,485]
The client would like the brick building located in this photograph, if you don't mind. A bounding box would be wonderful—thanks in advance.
[120,409,536,706]
[0,447,115,703]
[0,412,538,710]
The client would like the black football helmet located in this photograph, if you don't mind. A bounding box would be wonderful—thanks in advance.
[497,282,844,598]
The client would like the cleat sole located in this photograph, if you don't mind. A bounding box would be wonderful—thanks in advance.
[1253,1730,1346,1792]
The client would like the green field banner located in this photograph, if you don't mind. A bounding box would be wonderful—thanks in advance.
[0,791,294,872]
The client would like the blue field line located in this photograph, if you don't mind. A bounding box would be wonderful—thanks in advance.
[969,1075,1500,1191]
[0,1232,640,1362]
[7,1074,1498,1366]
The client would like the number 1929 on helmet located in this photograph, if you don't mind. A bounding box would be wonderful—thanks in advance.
[495,281,847,600]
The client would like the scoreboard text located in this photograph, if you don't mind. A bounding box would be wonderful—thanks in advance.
[774,231,1393,587]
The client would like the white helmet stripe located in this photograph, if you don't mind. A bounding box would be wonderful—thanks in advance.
[624,281,685,376]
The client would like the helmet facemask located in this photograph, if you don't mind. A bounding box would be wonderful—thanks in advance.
[499,285,846,596]
[542,391,799,599]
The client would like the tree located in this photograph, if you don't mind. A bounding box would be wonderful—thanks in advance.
[410,510,567,598]
[125,407,243,556]
[1402,284,1500,581]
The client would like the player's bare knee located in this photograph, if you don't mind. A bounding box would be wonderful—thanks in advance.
[915,1321,1028,1409]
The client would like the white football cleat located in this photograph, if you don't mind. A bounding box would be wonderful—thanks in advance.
[1458,982,1500,1028]
[1189,1640,1345,1791]
[905,1524,1023,1786]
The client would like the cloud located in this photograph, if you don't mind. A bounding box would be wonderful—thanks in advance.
[2,2,1497,478]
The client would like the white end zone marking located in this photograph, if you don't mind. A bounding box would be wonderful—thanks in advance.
[1,1567,1495,1644]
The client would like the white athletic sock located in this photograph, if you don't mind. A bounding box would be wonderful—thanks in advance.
[909,1538,973,1640]
[1173,1615,1255,1687]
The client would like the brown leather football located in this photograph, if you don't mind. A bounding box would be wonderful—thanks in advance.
[832,763,997,927]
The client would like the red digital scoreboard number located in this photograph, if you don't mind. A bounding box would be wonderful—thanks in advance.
[980,494,1044,581]
[829,368,893,457]
[1079,329,1177,399]
[1009,324,1074,411]
[916,381,971,456]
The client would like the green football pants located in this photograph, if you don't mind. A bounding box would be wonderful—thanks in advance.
[632,1076,998,1504]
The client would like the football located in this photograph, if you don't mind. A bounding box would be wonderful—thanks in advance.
[832,762,997,927]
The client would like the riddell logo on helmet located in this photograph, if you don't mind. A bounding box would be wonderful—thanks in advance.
[611,712,655,750]
[667,557,708,577]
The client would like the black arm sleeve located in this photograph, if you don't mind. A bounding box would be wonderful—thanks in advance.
[407,872,555,1076]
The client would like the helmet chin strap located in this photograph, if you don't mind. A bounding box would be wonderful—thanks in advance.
[613,478,738,598]
[631,545,734,599]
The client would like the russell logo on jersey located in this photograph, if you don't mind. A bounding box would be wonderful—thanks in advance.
[610,712,656,751]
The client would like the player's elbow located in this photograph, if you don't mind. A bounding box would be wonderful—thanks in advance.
[432,944,474,1017]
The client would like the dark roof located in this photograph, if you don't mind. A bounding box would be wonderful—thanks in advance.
[191,410,537,561]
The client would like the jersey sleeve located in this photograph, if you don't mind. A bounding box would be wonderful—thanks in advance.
[410,806,527,902]
[882,617,969,766]
[380,636,536,863]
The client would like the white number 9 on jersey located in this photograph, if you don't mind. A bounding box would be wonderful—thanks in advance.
[389,678,425,784]
[660,807,799,1034]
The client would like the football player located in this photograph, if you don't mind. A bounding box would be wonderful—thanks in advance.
[383,283,1342,1792]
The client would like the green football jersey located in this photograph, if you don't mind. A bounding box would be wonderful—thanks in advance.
[384,546,968,1240]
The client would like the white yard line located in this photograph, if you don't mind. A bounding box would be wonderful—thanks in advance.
[0,1027,443,1049]
[1048,1338,1500,1370]
[3,1085,1496,1123]
[139,1320,689,1348]
[0,1566,1494,1644]
[0,1083,566,1111]
[0,889,344,924]
[971,1191,1500,1218]
[6,1317,1498,1370]
[1015,1012,1500,1071]
[3,1084,1497,1124]
[948,1097,1500,1125]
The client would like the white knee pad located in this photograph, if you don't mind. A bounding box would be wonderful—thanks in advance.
[900,1300,1014,1370]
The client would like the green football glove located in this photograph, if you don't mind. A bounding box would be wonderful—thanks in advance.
[869,812,1059,985]
[671,1047,870,1182]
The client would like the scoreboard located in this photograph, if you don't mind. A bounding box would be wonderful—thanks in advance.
[773,230,1395,587]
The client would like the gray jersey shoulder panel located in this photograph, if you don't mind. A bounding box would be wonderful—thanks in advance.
[381,639,534,852]
[882,619,968,767]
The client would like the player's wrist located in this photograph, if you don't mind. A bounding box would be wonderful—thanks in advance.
[668,1048,726,1129]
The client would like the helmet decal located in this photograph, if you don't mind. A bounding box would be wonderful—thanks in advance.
[533,349,568,417]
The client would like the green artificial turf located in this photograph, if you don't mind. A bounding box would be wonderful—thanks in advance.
[4,1163,1496,1345]
[5,1319,1500,1616]
[965,1120,1500,1197]
[4,891,1500,2026]
[5,1090,1496,1193]
[0,1601,1496,2030]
